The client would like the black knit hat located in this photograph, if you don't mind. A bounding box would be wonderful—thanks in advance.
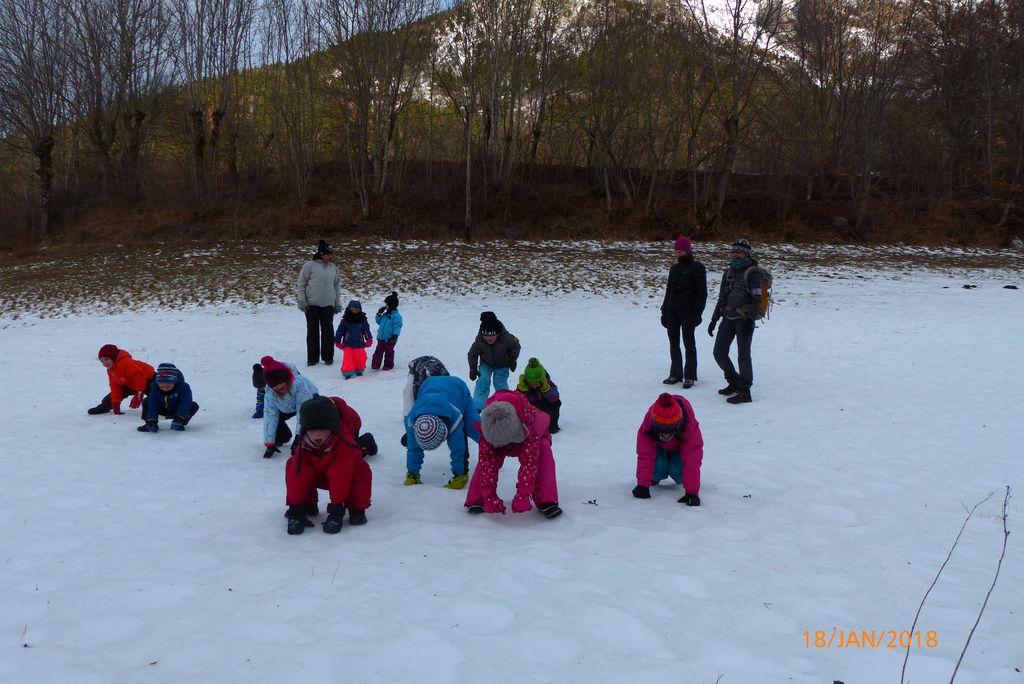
[479,311,503,336]
[300,396,340,434]
[315,239,333,257]
[730,238,752,254]
[384,291,399,310]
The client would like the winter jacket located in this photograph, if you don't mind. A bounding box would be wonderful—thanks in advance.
[636,394,704,492]
[106,351,155,406]
[296,259,342,309]
[713,257,764,321]
[262,362,319,445]
[334,301,373,349]
[517,372,560,405]
[661,253,708,321]
[472,391,550,511]
[144,365,194,420]
[286,397,370,507]
[468,331,521,372]
[404,376,481,459]
[375,309,404,342]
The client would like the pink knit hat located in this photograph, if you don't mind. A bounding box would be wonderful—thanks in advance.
[673,236,692,254]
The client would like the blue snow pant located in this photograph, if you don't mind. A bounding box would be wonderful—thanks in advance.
[473,362,510,410]
[406,424,471,477]
[652,448,683,485]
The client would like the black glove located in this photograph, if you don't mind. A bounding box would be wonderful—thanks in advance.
[660,312,669,328]
[377,306,386,315]
[707,319,718,337]
[678,493,701,506]
[263,445,281,459]
[252,363,265,389]
[469,369,479,381]
[357,433,378,457]
[632,485,651,499]
[509,362,517,373]
[400,433,408,448]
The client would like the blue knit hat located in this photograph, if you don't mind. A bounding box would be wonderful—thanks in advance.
[414,415,448,451]
[155,363,180,386]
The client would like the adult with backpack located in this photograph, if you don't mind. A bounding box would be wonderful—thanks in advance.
[296,239,342,367]
[660,236,707,388]
[707,239,771,404]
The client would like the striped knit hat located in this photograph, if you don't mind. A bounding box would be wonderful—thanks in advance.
[651,393,683,433]
[155,363,181,386]
[414,414,448,451]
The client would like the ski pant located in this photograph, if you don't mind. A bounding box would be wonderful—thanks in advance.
[305,305,335,365]
[652,448,684,485]
[407,424,471,477]
[666,311,699,381]
[473,362,510,410]
[150,401,200,424]
[536,399,561,431]
[714,317,755,389]
[341,348,368,376]
[274,411,297,446]
[465,441,559,506]
[285,453,372,510]
[371,339,396,370]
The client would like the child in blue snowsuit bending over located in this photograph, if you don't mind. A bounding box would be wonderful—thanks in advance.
[404,375,480,490]
[138,363,199,432]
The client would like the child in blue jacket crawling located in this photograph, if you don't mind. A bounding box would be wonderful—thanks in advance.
[404,375,480,489]
[138,363,200,432]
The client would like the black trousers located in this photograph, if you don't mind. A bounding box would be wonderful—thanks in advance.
[537,399,561,431]
[713,318,755,389]
[666,311,699,381]
[275,411,297,447]
[305,305,335,364]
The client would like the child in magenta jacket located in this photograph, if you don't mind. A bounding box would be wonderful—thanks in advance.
[465,390,562,519]
[632,393,704,506]
[334,300,373,379]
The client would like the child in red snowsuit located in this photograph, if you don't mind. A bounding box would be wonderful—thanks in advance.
[285,395,373,535]
[88,344,155,415]
[465,390,562,519]
[632,393,704,506]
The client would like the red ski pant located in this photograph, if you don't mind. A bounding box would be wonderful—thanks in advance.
[341,348,368,374]
[285,454,372,510]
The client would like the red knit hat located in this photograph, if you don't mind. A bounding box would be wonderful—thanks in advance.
[261,355,292,387]
[651,393,683,431]
[98,344,119,361]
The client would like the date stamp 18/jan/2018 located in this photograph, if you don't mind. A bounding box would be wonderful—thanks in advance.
[804,629,939,650]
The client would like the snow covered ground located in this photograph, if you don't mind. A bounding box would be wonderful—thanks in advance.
[0,252,1021,683]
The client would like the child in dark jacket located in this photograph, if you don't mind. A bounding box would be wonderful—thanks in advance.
[372,291,403,371]
[468,311,521,410]
[138,363,200,432]
[517,357,561,433]
[334,300,373,379]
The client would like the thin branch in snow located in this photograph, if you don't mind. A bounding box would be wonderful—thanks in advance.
[900,491,994,684]
[949,486,1011,684]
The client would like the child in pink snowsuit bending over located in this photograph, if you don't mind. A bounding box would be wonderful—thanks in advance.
[465,390,562,519]
[632,393,704,506]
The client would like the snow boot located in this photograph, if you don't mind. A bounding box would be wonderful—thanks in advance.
[466,505,484,515]
[348,509,367,525]
[726,389,752,404]
[718,383,739,396]
[682,379,695,389]
[322,504,346,534]
[444,474,468,490]
[404,472,422,486]
[286,506,313,535]
[87,394,112,415]
[251,389,264,419]
[537,502,563,519]
[137,419,159,433]
[662,376,680,385]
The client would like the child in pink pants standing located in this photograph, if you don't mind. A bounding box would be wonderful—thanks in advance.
[465,390,561,519]
[334,300,373,379]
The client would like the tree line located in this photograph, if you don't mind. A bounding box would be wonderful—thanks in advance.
[1,0,1022,242]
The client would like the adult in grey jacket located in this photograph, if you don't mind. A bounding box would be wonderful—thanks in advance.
[707,239,764,404]
[296,240,342,366]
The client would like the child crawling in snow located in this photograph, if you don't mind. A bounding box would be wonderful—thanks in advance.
[632,393,704,506]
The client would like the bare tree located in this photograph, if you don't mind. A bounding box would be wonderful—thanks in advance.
[0,0,69,234]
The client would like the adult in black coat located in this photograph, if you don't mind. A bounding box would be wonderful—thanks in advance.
[660,236,707,387]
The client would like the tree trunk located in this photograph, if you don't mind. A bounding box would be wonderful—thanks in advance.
[190,107,206,196]
[34,136,55,236]
[705,115,739,233]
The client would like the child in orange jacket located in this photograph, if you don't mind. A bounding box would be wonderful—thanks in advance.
[88,344,155,415]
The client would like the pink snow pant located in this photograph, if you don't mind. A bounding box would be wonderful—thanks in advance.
[465,440,559,506]
[341,348,368,375]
